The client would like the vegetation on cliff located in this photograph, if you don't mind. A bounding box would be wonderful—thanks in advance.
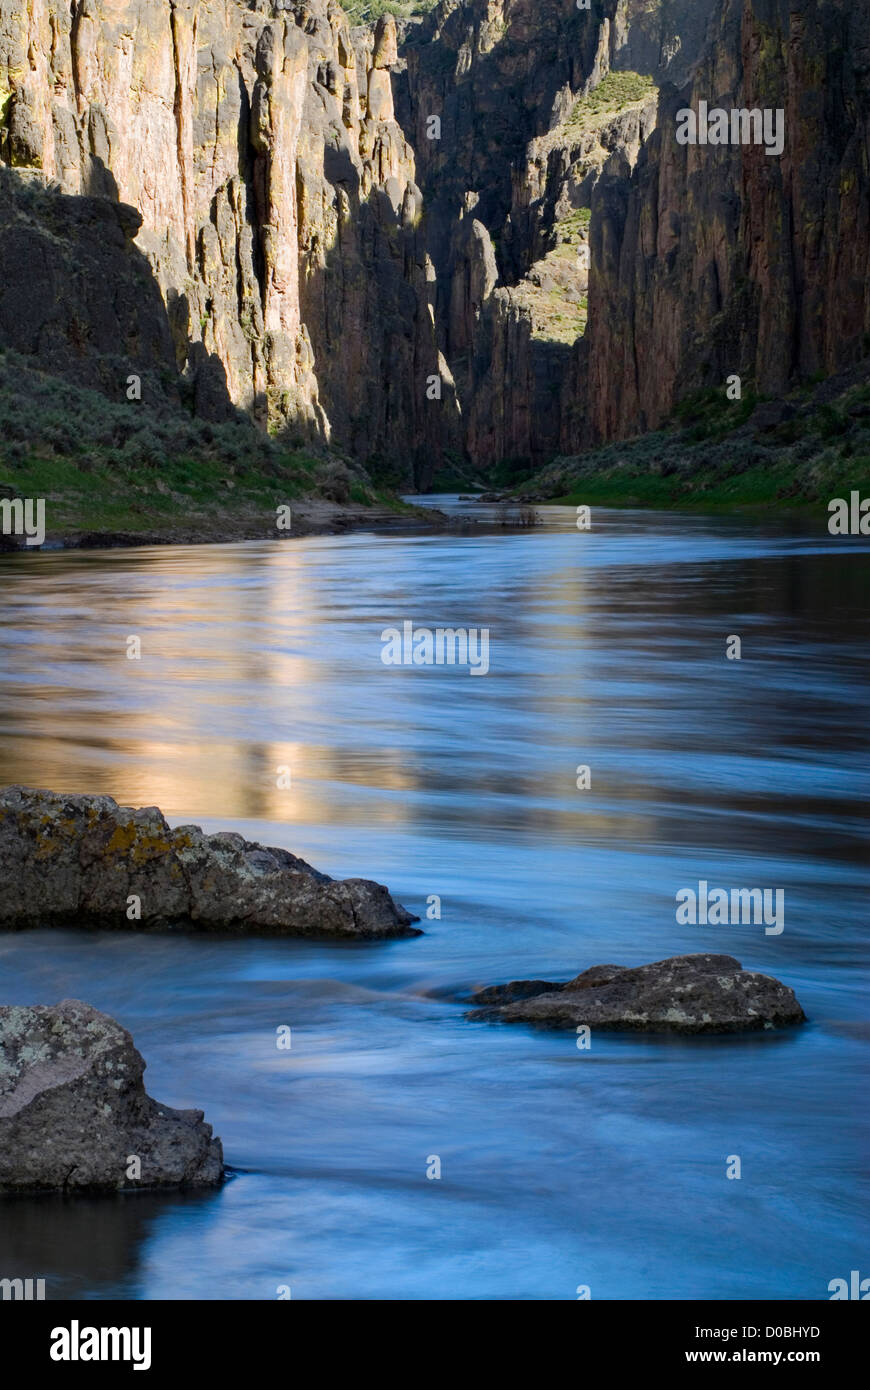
[342,1,437,19]
[568,70,657,131]
[512,365,870,513]
[0,0,866,517]
[0,350,394,540]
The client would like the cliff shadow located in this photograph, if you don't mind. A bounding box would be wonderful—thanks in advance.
[0,164,243,427]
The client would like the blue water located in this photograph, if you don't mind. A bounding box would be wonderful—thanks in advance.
[0,502,867,1299]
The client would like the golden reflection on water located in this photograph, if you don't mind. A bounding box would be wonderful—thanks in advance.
[0,542,473,827]
[0,535,666,845]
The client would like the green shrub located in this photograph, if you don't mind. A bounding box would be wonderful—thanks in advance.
[340,0,438,22]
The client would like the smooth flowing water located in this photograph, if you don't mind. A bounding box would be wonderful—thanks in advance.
[0,501,867,1300]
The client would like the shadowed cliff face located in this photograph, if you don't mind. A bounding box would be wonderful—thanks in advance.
[395,0,719,471]
[580,0,870,446]
[396,0,869,467]
[0,170,180,401]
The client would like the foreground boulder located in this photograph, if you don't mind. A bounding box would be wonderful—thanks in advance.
[0,1000,223,1192]
[469,954,806,1035]
[0,786,419,938]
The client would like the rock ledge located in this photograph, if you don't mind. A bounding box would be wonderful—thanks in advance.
[0,786,419,939]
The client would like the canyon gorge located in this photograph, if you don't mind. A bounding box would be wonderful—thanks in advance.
[0,0,867,491]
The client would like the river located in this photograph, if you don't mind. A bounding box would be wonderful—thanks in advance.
[0,499,867,1299]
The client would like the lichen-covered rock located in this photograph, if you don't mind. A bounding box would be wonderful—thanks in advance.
[469,953,806,1034]
[0,786,419,939]
[0,999,223,1192]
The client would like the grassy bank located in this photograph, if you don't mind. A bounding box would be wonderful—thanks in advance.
[514,366,870,515]
[0,349,419,543]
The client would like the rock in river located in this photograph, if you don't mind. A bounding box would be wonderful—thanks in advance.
[0,1000,223,1191]
[0,786,419,939]
[469,954,806,1035]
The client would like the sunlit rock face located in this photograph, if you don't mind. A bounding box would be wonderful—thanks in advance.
[0,0,459,485]
[395,0,720,471]
[0,0,865,479]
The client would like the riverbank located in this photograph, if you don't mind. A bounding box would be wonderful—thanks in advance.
[0,489,448,552]
[5,347,869,546]
[503,360,870,516]
[0,346,452,549]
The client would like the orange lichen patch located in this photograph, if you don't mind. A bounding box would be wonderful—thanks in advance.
[33,835,63,858]
[106,822,174,862]
[131,837,174,864]
[30,812,78,839]
[106,823,139,854]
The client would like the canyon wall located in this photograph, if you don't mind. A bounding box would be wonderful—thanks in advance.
[1,0,867,480]
[396,0,717,469]
[0,0,459,484]
[582,0,870,445]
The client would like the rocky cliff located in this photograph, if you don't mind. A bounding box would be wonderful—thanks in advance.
[1,0,866,485]
[395,0,718,470]
[582,0,870,445]
[0,0,458,486]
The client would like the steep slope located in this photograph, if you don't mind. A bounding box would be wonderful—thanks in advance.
[395,0,719,470]
[0,0,459,485]
[581,0,870,445]
[1,0,866,493]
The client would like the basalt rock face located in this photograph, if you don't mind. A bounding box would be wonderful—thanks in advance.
[0,1,458,483]
[0,786,419,938]
[0,168,187,411]
[399,0,868,468]
[582,0,870,445]
[396,0,717,471]
[0,999,223,1191]
[469,953,806,1034]
[1,0,864,481]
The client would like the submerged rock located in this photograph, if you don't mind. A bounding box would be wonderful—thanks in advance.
[0,1000,223,1192]
[469,954,806,1035]
[0,786,419,939]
